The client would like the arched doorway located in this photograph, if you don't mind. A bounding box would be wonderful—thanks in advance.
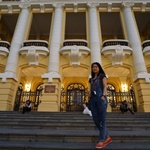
[13,83,43,111]
[107,83,137,112]
[60,83,88,112]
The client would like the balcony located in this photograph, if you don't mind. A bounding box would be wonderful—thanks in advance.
[101,39,132,67]
[142,40,150,58]
[60,39,90,66]
[0,41,10,60]
[19,40,49,66]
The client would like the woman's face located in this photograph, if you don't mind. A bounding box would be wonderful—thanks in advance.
[92,64,99,74]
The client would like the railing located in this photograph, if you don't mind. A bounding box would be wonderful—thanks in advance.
[23,40,48,48]
[0,41,10,50]
[103,39,129,47]
[14,88,43,112]
[63,39,88,47]
[107,90,137,112]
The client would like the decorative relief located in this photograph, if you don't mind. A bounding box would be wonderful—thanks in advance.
[101,39,132,67]
[60,39,90,66]
[19,40,49,66]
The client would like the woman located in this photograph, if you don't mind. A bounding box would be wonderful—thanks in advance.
[88,62,112,149]
[22,100,32,114]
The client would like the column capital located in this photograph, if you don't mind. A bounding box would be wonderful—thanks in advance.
[19,1,31,10]
[87,2,99,8]
[122,2,134,9]
[52,3,64,8]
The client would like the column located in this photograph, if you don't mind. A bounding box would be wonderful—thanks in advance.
[39,3,64,112]
[88,3,101,64]
[122,2,150,112]
[42,3,64,82]
[0,2,30,110]
[122,2,150,82]
[0,3,30,82]
[0,14,2,40]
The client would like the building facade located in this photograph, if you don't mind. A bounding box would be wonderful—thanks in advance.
[0,0,150,112]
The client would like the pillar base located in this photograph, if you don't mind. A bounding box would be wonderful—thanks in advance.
[0,72,18,82]
[0,79,18,111]
[107,103,112,112]
[38,102,59,112]
[38,78,61,112]
[135,78,150,112]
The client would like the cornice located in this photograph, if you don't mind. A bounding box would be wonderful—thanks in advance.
[0,0,150,13]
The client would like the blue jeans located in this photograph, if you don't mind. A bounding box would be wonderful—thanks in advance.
[89,95,108,142]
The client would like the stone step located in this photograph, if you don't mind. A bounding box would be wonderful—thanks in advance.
[0,141,150,150]
[0,122,149,131]
[0,112,150,150]
[0,128,150,143]
[0,111,150,117]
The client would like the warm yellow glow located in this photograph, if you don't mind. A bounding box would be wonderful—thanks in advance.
[122,83,128,92]
[25,83,31,92]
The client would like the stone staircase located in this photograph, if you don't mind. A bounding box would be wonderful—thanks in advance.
[0,111,150,150]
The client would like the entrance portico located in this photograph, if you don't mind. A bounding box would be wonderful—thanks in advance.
[0,0,150,112]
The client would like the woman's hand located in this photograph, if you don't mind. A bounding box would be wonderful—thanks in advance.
[101,95,106,100]
[88,94,91,99]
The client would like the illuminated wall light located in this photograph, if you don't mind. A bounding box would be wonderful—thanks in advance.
[122,83,128,92]
[25,83,31,92]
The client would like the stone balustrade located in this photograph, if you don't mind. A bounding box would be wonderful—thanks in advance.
[60,39,90,66]
[20,40,49,66]
[0,41,10,60]
[101,39,132,67]
[142,40,150,58]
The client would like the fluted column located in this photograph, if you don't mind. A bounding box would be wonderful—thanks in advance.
[42,3,63,82]
[122,2,150,82]
[0,2,30,82]
[0,14,2,40]
[88,3,101,64]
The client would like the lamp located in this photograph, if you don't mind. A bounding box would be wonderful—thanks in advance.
[25,83,31,92]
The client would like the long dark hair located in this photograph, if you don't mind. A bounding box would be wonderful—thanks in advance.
[91,62,105,78]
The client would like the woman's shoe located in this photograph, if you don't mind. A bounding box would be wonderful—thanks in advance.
[95,142,105,149]
[104,136,112,146]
